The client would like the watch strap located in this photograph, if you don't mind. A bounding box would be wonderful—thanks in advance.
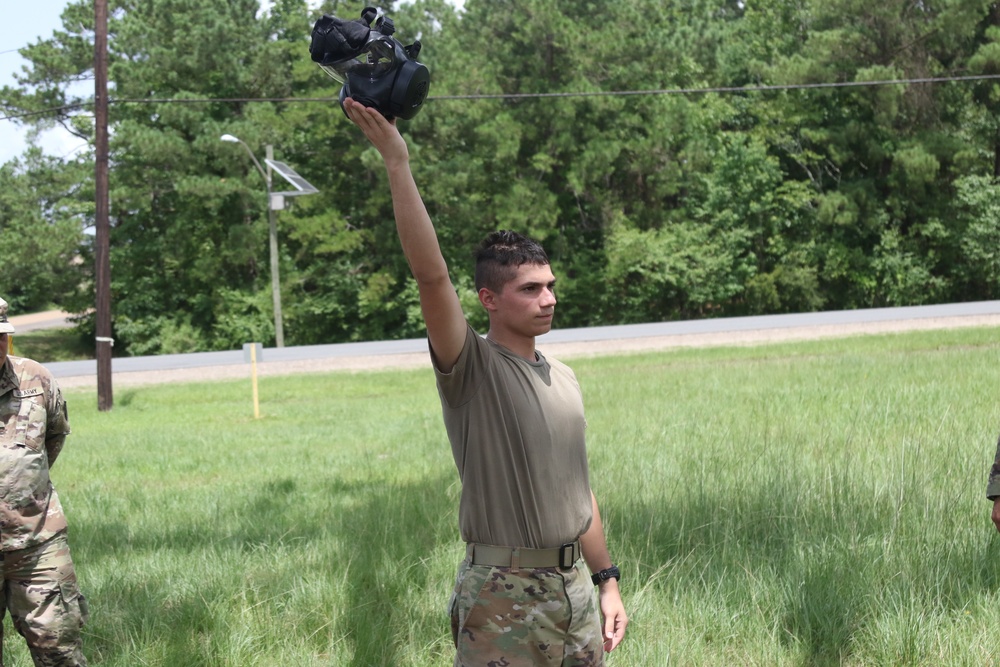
[591,565,620,586]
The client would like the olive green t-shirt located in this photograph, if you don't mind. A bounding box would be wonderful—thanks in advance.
[433,324,593,549]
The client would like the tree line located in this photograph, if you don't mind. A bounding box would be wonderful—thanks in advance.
[2,0,1000,354]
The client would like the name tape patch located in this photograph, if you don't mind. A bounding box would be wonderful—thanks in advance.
[13,388,43,398]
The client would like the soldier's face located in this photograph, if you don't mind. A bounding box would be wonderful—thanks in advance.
[0,334,7,365]
[485,263,557,337]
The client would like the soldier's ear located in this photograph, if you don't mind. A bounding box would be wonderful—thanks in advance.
[478,287,498,312]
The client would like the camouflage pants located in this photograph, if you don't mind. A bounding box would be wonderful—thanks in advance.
[448,556,604,667]
[0,533,88,667]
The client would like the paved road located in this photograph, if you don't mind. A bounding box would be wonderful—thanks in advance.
[7,311,74,333]
[37,300,1000,383]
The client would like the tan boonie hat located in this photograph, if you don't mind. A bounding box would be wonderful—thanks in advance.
[0,298,15,334]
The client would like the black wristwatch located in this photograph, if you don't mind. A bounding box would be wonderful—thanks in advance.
[591,565,620,586]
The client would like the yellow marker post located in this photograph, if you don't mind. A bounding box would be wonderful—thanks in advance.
[243,343,263,419]
[250,345,260,419]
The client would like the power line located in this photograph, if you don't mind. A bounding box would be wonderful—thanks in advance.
[3,73,1000,123]
[430,74,1000,100]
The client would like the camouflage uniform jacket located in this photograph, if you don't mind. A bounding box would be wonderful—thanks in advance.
[988,434,1000,500]
[0,356,71,551]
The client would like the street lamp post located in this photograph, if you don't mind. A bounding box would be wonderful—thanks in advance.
[220,135,285,347]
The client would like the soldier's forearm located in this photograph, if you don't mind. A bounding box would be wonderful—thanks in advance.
[580,492,614,574]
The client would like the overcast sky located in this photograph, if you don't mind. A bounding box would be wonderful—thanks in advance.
[0,0,84,164]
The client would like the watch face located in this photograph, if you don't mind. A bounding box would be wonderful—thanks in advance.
[592,565,620,585]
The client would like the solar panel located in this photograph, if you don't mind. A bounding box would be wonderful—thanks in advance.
[264,159,319,196]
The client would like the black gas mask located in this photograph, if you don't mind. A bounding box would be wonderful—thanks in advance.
[310,7,430,121]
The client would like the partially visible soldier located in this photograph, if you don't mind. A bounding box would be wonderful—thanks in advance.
[0,298,88,666]
[987,434,1000,532]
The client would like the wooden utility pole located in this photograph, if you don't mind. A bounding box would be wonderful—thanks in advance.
[94,0,113,411]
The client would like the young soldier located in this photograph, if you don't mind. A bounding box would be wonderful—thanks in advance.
[0,298,88,666]
[343,98,627,666]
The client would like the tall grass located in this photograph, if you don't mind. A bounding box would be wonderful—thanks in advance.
[4,327,999,665]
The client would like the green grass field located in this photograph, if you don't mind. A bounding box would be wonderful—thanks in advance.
[6,326,1000,666]
[11,328,92,362]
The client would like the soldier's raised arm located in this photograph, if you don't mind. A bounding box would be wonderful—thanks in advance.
[343,98,467,371]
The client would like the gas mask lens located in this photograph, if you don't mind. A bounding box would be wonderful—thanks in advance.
[318,37,396,86]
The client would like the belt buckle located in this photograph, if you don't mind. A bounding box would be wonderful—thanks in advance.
[558,542,575,569]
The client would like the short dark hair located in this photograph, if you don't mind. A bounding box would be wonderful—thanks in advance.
[474,230,550,292]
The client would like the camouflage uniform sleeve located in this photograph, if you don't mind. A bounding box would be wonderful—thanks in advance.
[44,375,71,467]
[987,434,1000,500]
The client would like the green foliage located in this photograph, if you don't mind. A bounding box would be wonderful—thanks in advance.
[954,174,1000,298]
[604,219,744,320]
[0,151,90,312]
[10,329,92,362]
[4,0,1000,354]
